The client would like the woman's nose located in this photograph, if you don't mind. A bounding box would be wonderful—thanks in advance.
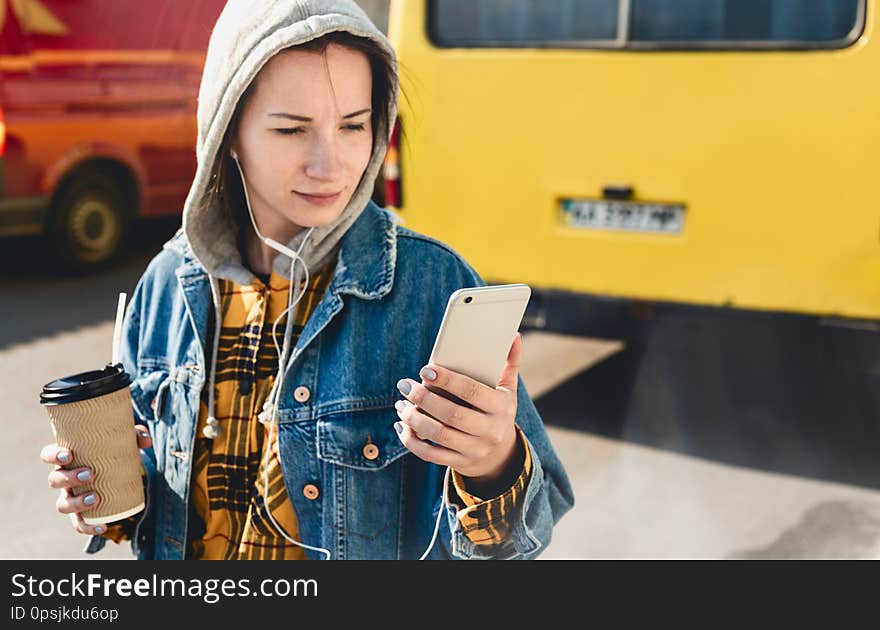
[304,135,343,181]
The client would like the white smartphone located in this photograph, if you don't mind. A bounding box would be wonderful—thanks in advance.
[428,283,531,389]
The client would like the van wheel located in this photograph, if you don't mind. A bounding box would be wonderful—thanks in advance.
[49,172,130,273]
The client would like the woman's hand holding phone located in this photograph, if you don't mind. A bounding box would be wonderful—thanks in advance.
[394,332,524,497]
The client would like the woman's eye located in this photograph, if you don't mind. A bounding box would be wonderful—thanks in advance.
[273,128,304,135]
[344,123,366,132]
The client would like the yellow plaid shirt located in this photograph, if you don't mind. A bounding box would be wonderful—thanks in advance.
[106,257,531,558]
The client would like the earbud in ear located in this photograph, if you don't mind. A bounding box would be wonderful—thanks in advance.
[230,149,238,160]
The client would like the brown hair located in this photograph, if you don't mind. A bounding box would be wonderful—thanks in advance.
[206,31,398,234]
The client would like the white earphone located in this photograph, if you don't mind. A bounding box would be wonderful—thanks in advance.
[231,149,310,264]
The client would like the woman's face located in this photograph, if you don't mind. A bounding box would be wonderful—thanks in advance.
[233,44,373,235]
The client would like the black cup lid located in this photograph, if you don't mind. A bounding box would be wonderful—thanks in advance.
[40,363,131,406]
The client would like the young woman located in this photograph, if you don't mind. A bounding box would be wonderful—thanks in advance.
[40,0,573,560]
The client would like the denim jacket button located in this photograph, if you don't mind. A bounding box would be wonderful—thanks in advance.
[362,443,379,460]
[294,386,311,403]
[302,484,320,500]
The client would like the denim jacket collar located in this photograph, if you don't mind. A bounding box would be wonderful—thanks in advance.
[163,201,398,300]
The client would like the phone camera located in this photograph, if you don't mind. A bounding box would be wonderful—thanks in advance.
[464,296,473,304]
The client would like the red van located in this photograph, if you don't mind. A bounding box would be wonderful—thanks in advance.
[0,0,226,271]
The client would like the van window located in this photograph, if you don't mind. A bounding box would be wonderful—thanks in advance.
[429,0,864,49]
[431,0,620,45]
[629,0,862,44]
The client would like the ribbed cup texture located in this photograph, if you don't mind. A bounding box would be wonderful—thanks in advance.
[45,387,144,523]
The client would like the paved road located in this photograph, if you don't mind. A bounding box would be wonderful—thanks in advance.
[2,220,879,559]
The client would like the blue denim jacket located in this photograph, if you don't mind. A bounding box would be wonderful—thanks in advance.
[85,202,574,559]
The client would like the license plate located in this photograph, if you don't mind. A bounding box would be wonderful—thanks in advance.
[561,199,685,234]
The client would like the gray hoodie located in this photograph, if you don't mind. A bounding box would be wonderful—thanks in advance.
[182,0,398,286]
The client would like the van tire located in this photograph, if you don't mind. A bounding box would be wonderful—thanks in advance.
[48,171,130,274]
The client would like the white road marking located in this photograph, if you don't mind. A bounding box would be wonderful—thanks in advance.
[519,331,623,398]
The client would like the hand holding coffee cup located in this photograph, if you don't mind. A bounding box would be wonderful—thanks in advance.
[40,363,148,528]
[39,293,148,536]
[40,427,152,535]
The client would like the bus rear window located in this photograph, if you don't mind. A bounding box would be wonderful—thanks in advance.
[431,0,620,46]
[630,0,862,45]
[429,0,865,49]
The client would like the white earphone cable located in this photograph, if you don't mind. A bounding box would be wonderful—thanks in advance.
[232,152,330,559]
[419,466,451,560]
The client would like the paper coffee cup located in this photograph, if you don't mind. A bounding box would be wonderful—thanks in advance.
[40,363,145,525]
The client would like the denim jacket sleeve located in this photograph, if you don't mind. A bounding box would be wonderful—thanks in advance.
[435,374,574,559]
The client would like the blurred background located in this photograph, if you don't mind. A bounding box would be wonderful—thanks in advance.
[2,0,879,559]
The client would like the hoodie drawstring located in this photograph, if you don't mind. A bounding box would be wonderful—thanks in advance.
[202,275,224,440]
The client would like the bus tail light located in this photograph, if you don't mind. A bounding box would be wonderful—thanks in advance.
[0,107,6,156]
[383,117,402,208]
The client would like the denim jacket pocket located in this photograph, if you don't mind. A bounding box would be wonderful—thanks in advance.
[316,402,408,470]
[129,358,172,425]
[316,403,407,549]
[128,358,174,475]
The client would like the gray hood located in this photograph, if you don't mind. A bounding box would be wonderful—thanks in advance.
[182,0,398,285]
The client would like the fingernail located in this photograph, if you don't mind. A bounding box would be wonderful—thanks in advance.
[420,367,437,381]
[94,526,104,534]
[394,421,403,435]
[396,379,411,395]
[76,470,91,482]
[394,400,407,413]
[58,451,69,464]
[82,493,96,506]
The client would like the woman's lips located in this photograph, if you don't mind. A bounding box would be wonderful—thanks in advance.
[294,190,342,206]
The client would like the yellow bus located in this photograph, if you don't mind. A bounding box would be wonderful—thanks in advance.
[384,0,879,335]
